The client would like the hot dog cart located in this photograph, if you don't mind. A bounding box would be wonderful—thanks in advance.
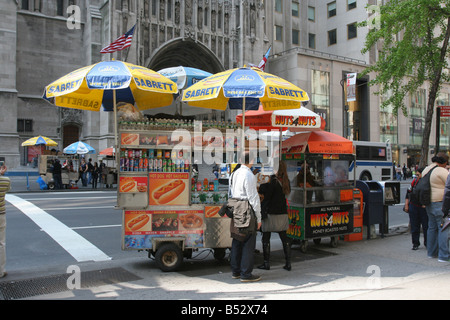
[118,119,242,271]
[281,131,356,252]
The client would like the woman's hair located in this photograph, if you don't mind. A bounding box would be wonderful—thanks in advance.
[432,152,449,165]
[276,160,291,196]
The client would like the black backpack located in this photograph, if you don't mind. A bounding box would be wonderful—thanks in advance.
[410,166,437,206]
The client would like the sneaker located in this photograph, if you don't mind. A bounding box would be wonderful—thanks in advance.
[231,273,241,279]
[438,259,449,263]
[0,272,7,279]
[240,274,261,282]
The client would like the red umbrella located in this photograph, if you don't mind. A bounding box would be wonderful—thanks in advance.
[99,147,115,156]
[282,131,354,154]
[236,105,325,131]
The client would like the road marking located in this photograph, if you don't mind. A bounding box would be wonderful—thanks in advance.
[41,206,114,211]
[22,197,117,201]
[5,194,112,262]
[71,224,121,230]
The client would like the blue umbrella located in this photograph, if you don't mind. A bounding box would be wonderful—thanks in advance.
[63,141,96,155]
[158,66,212,90]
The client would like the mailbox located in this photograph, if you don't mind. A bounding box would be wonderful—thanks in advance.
[356,180,385,239]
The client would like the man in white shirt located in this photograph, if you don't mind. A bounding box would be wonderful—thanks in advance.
[229,152,262,282]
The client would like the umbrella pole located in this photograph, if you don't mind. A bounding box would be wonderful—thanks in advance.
[113,89,118,149]
[242,97,246,162]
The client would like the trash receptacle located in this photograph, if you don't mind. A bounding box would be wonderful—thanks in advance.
[356,180,384,239]
[344,188,364,242]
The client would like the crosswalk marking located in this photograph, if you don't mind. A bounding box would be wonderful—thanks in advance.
[6,194,111,262]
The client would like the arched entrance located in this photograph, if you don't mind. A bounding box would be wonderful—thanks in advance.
[148,38,223,74]
[63,124,80,149]
[145,38,226,119]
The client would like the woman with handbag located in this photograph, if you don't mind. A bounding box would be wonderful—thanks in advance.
[257,160,292,271]
[404,167,428,250]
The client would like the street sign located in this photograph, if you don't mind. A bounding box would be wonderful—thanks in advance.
[439,106,450,117]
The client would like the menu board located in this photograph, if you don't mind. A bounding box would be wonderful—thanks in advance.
[123,208,205,250]
[148,172,190,206]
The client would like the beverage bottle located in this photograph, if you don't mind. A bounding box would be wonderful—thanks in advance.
[203,178,208,191]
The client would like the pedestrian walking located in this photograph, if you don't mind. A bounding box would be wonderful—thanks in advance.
[87,158,94,185]
[396,164,402,181]
[52,159,62,189]
[404,167,428,250]
[92,162,99,189]
[0,164,11,278]
[228,152,262,282]
[422,152,449,262]
[257,160,292,271]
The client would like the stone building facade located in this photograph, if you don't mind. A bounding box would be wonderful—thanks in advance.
[1,0,449,168]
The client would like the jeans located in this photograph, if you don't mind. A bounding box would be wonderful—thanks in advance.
[230,232,256,279]
[0,214,6,277]
[408,204,428,247]
[426,201,449,260]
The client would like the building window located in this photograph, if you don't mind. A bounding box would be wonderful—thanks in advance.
[308,6,315,22]
[275,0,282,12]
[380,90,398,145]
[17,119,33,133]
[348,0,357,10]
[327,2,336,18]
[348,22,357,39]
[292,29,300,45]
[311,70,330,132]
[437,93,450,147]
[57,0,64,16]
[309,33,316,49]
[409,89,426,146]
[21,0,29,10]
[292,2,299,17]
[328,29,337,45]
[275,25,283,41]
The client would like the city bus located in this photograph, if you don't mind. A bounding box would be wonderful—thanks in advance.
[350,141,393,181]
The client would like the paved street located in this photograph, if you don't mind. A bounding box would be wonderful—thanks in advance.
[1,173,449,305]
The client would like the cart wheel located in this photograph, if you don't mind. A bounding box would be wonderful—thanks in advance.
[299,240,308,253]
[330,237,338,248]
[48,182,55,190]
[213,248,226,261]
[155,243,183,272]
[313,238,321,245]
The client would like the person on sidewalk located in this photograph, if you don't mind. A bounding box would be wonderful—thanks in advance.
[404,167,428,250]
[228,152,262,282]
[422,152,449,262]
[52,159,62,189]
[0,164,11,278]
[257,160,292,271]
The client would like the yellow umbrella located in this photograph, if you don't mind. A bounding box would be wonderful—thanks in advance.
[43,60,177,111]
[182,66,309,111]
[21,135,58,147]
[43,60,178,147]
[182,66,309,150]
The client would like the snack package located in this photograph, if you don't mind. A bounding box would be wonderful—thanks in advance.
[117,102,145,121]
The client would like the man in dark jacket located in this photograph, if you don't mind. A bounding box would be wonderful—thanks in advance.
[52,159,62,189]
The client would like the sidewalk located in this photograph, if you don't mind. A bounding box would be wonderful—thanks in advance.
[1,227,449,301]
[5,166,116,193]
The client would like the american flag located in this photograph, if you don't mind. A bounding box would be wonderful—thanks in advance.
[100,24,136,54]
[257,46,271,71]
